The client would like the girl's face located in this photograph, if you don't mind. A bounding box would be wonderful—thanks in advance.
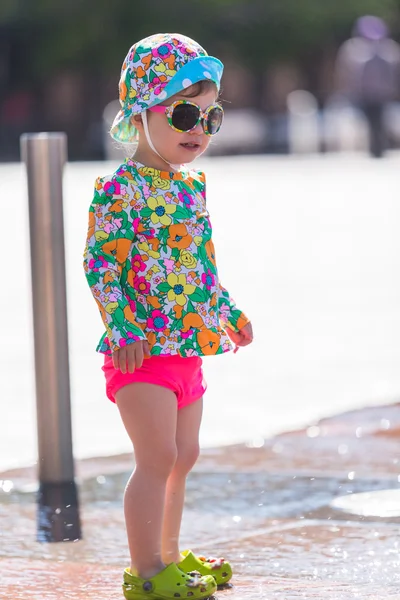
[132,85,218,170]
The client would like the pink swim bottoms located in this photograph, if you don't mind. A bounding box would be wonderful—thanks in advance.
[102,354,206,409]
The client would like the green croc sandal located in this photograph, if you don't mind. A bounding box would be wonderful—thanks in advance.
[178,550,233,587]
[122,562,217,600]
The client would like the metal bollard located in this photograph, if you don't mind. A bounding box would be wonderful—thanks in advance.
[20,133,81,542]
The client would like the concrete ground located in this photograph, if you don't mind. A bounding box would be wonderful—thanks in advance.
[1,403,400,599]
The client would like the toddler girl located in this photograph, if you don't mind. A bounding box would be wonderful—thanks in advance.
[83,33,253,600]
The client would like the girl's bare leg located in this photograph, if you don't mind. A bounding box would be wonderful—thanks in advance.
[116,383,178,579]
[161,398,203,564]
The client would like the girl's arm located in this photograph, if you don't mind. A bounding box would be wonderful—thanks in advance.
[83,177,146,352]
[218,284,250,332]
[218,284,253,352]
[197,171,250,334]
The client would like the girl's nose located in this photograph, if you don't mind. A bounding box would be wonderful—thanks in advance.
[190,120,204,135]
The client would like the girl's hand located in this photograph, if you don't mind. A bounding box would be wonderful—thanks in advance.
[112,340,151,374]
[226,322,254,353]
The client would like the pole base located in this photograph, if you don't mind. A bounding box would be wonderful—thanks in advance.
[37,481,82,542]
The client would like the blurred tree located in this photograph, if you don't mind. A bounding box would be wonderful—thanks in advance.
[0,0,399,158]
[0,0,398,76]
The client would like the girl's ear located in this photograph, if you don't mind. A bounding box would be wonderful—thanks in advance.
[131,114,144,132]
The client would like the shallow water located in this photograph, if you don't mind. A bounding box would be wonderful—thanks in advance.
[1,404,400,599]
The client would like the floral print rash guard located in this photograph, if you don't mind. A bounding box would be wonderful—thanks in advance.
[83,159,249,357]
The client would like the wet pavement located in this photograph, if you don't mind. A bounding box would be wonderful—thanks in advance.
[1,403,400,599]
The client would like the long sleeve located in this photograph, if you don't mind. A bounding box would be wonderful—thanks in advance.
[197,172,250,334]
[218,283,250,332]
[83,177,146,352]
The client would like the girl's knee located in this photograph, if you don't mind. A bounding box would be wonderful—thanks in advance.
[173,442,200,477]
[136,443,178,478]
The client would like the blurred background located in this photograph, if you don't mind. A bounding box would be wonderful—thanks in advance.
[2,4,400,596]
[2,0,400,469]
[2,0,400,160]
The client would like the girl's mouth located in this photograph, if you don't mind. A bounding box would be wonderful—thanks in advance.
[180,142,201,152]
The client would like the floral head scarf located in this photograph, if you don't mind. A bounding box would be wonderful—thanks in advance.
[110,33,224,143]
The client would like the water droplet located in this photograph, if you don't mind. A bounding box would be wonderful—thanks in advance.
[0,480,13,493]
[97,475,106,484]
[380,419,390,430]
[55,508,61,514]
[348,471,355,480]
[233,516,241,523]
[355,427,363,438]
[306,426,320,438]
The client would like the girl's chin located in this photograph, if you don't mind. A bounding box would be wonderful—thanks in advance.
[175,145,204,162]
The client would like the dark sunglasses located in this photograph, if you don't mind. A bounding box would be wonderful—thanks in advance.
[149,99,224,136]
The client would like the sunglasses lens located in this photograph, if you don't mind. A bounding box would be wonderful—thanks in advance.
[171,103,200,132]
[207,106,223,135]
